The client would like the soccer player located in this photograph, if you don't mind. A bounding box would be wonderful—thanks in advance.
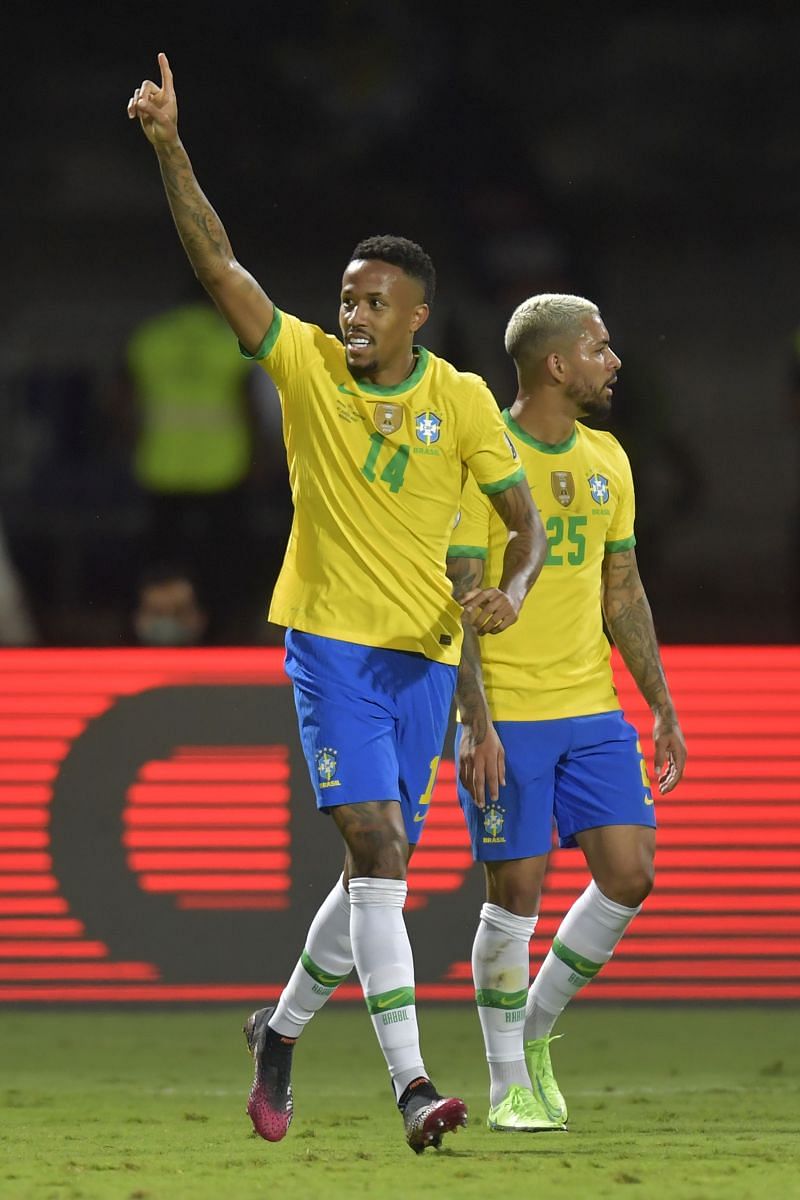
[127,55,546,1152]
[447,294,687,1132]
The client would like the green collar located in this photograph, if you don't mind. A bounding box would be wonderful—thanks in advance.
[350,347,429,396]
[503,409,578,454]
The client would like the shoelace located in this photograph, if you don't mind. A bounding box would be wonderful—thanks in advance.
[531,1033,563,1077]
[506,1086,540,1115]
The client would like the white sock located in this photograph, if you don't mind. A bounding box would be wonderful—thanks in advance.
[472,902,538,1106]
[525,880,640,1040]
[269,875,353,1038]
[349,877,426,1100]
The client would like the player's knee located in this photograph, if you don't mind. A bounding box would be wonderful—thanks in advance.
[491,881,541,917]
[601,861,654,909]
[486,867,543,916]
[348,829,408,880]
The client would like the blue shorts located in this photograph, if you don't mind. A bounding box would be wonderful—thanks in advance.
[456,711,656,861]
[285,630,457,844]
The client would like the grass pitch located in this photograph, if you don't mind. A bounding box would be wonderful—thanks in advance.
[1,1005,798,1200]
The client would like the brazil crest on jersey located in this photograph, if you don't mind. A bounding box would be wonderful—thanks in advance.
[449,410,636,718]
[243,310,524,665]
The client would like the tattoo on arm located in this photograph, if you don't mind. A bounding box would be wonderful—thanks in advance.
[446,555,482,605]
[456,622,489,739]
[489,482,546,602]
[447,556,489,739]
[602,549,675,719]
[157,141,234,280]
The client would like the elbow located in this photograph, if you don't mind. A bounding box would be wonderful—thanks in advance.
[194,259,237,292]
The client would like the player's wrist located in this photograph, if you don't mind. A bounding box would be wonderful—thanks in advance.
[153,128,183,155]
[498,581,523,613]
[651,700,677,725]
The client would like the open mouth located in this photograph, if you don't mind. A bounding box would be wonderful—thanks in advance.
[346,335,373,353]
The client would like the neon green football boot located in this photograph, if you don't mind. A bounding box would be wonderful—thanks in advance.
[524,1034,568,1124]
[487,1084,567,1132]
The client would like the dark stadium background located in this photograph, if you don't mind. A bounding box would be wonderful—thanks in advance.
[3,0,799,646]
[0,2,798,1006]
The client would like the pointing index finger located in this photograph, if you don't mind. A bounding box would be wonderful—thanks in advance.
[158,51,173,92]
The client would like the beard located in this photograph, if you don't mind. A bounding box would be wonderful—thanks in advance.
[579,392,612,420]
[348,358,379,380]
[346,348,380,379]
[566,379,612,421]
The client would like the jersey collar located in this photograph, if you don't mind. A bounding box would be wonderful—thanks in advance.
[348,347,429,396]
[503,409,578,454]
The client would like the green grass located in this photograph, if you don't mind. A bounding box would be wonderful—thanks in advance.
[1,1006,798,1200]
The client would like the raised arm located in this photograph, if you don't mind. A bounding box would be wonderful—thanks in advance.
[127,53,273,354]
[602,547,687,794]
[461,480,546,635]
[446,555,504,809]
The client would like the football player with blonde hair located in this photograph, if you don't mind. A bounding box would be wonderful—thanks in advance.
[447,293,686,1132]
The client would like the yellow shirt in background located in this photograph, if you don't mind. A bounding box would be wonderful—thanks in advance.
[128,303,253,493]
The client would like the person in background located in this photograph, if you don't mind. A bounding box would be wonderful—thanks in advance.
[0,519,38,646]
[133,564,208,647]
[122,296,262,636]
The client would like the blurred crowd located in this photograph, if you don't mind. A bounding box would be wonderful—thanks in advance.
[0,282,714,648]
[3,4,798,646]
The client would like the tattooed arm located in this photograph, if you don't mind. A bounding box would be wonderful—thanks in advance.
[602,547,687,794]
[461,480,546,635]
[446,555,504,808]
[127,53,272,354]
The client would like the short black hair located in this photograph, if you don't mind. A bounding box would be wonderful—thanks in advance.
[136,563,200,597]
[349,235,436,306]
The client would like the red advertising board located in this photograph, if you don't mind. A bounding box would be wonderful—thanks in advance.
[0,646,797,1002]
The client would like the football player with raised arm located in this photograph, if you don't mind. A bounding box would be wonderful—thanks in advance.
[128,54,546,1153]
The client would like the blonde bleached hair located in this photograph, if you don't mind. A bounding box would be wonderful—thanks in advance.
[504,293,599,363]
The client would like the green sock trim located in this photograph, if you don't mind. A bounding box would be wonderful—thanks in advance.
[365,986,415,1015]
[300,949,349,989]
[552,936,603,979]
[475,987,528,1011]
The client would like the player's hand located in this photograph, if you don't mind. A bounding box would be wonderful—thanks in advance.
[653,714,686,795]
[127,52,178,148]
[461,587,519,635]
[459,722,505,810]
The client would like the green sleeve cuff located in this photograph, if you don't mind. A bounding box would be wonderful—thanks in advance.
[478,465,526,495]
[239,307,283,360]
[447,545,488,560]
[605,534,636,554]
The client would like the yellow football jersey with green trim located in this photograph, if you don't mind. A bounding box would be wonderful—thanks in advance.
[450,410,636,717]
[245,309,524,665]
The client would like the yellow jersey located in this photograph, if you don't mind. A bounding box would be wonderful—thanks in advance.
[245,310,524,665]
[128,303,253,492]
[450,410,636,717]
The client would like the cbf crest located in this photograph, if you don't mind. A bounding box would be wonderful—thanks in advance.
[315,747,341,790]
[373,403,403,436]
[415,411,442,445]
[551,471,575,507]
[482,803,506,844]
[588,473,610,505]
